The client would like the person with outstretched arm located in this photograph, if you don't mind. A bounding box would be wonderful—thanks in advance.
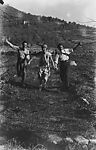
[30,43,55,90]
[54,42,81,90]
[5,38,31,83]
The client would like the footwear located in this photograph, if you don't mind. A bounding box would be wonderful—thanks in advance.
[39,85,47,91]
[39,84,43,91]
[14,74,17,78]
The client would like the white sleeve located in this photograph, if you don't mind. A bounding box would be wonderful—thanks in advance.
[65,48,73,54]
[70,48,73,53]
[55,54,59,64]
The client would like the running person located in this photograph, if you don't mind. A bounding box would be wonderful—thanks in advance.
[31,44,55,90]
[54,42,80,90]
[6,38,31,83]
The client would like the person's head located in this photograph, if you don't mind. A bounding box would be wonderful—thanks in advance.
[57,43,64,51]
[0,0,4,5]
[22,41,28,49]
[41,44,48,53]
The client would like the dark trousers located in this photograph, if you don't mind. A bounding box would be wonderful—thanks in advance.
[60,61,69,88]
[16,59,26,82]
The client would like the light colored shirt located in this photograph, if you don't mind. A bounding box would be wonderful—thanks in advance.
[55,48,73,64]
[32,51,54,68]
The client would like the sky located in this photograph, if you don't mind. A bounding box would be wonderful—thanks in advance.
[4,0,96,27]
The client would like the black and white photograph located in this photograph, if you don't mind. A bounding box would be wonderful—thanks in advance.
[0,0,96,149]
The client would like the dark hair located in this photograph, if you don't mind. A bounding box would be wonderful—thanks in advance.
[0,0,4,5]
[22,41,27,45]
[21,41,28,49]
[41,43,48,50]
[57,43,63,50]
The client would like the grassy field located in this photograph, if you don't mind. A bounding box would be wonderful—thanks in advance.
[0,42,96,150]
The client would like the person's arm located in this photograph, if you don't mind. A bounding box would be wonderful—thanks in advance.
[28,57,34,65]
[27,51,36,65]
[50,54,55,68]
[6,39,19,50]
[54,53,59,70]
[70,60,77,66]
[28,51,42,64]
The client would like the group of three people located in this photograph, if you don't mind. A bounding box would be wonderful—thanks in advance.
[5,38,80,91]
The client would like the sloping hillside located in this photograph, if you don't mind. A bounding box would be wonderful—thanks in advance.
[0,4,96,150]
[0,42,96,150]
[0,5,95,46]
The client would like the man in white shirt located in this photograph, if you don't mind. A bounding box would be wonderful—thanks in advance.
[55,42,80,90]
